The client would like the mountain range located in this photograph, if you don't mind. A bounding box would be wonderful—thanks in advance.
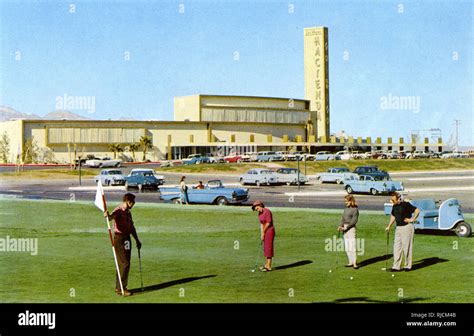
[0,106,91,121]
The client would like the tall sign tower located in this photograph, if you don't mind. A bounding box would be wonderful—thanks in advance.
[304,27,330,140]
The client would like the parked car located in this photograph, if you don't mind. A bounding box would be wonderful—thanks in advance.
[75,154,97,166]
[317,167,353,184]
[293,151,313,161]
[406,150,431,159]
[384,198,471,238]
[159,180,249,205]
[440,151,454,159]
[129,168,164,183]
[351,151,370,160]
[240,152,258,162]
[94,169,126,186]
[335,151,352,160]
[274,168,308,185]
[256,151,284,162]
[398,150,408,159]
[384,150,400,159]
[224,154,243,163]
[182,154,210,165]
[444,151,470,159]
[428,151,441,159]
[301,153,316,161]
[415,150,432,159]
[276,151,297,161]
[85,157,121,168]
[124,169,163,191]
[152,171,165,184]
[353,165,390,179]
[343,174,404,195]
[206,153,226,163]
[370,150,387,160]
[159,160,174,167]
[314,151,339,161]
[239,168,279,186]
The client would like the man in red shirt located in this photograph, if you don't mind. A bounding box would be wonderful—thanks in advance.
[104,193,142,296]
[252,200,275,272]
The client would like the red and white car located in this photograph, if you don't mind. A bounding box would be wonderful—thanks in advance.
[224,154,243,163]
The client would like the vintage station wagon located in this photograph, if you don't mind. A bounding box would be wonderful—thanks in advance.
[343,174,404,195]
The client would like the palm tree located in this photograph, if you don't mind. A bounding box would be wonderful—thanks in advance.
[108,143,124,159]
[139,136,153,161]
[108,144,118,159]
[128,143,140,162]
[117,143,124,158]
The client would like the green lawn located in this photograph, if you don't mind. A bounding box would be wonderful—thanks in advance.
[0,199,472,303]
[0,168,97,180]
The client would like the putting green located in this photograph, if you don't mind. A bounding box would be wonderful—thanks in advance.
[0,198,472,303]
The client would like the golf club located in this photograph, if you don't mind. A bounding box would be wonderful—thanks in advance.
[138,248,144,291]
[381,230,390,271]
[251,240,263,272]
[334,229,342,271]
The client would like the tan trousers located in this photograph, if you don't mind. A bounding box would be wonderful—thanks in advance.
[393,224,414,270]
[343,226,357,265]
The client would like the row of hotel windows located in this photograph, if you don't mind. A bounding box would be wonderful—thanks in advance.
[200,108,309,124]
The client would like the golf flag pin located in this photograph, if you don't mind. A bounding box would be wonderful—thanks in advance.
[94,181,125,296]
[94,181,106,212]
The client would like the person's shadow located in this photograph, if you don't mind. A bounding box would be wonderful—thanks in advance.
[331,296,428,303]
[273,260,313,271]
[358,254,392,268]
[411,257,448,271]
[130,275,216,294]
[357,255,448,271]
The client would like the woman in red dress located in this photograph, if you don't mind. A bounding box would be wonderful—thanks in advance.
[252,200,275,272]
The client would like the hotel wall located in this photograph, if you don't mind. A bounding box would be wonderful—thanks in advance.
[174,95,201,121]
[0,120,23,162]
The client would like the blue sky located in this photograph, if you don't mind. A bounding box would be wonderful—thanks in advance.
[1,0,472,145]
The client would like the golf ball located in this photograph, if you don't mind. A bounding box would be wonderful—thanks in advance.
[251,270,255,273]
[329,270,332,273]
[350,277,353,280]
[392,274,395,278]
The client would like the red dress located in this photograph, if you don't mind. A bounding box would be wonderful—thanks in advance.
[258,208,275,257]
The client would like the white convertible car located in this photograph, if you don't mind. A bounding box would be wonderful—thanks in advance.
[85,157,121,168]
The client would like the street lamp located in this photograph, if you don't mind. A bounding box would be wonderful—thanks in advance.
[304,154,307,176]
[78,155,82,186]
[297,156,301,191]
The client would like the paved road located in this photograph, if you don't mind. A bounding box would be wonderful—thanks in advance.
[1,165,473,212]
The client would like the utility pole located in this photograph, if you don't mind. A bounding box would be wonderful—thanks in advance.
[78,154,82,186]
[454,120,460,152]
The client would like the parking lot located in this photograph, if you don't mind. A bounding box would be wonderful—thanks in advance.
[1,163,473,212]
